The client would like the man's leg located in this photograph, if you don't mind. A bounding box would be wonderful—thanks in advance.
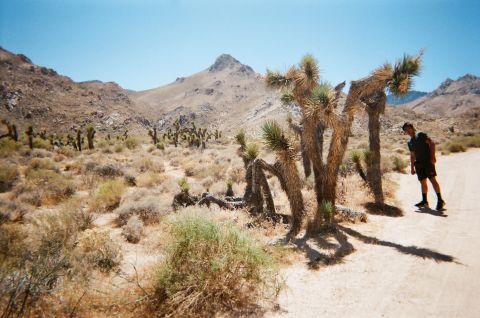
[415,178,429,207]
[429,176,445,210]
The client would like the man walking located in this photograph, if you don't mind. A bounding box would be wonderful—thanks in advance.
[402,122,445,211]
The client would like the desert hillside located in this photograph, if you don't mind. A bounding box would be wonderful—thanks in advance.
[403,74,480,115]
[0,47,146,134]
[131,54,288,134]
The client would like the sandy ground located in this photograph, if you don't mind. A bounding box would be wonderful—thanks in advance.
[269,149,480,318]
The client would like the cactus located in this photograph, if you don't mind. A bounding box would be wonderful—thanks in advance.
[226,180,234,197]
[0,120,18,141]
[87,126,96,149]
[148,127,158,144]
[26,126,34,149]
[76,129,83,151]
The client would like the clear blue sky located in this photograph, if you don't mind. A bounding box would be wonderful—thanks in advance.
[1,0,479,92]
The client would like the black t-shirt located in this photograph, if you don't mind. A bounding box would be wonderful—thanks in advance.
[408,132,431,163]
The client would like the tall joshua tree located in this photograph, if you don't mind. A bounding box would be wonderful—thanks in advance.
[362,53,422,207]
[266,53,420,231]
[86,126,96,150]
[254,120,305,238]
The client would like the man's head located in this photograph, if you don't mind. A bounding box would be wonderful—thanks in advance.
[402,122,415,137]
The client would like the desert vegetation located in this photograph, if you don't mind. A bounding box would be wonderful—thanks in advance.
[1,52,477,317]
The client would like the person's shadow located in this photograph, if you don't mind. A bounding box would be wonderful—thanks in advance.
[415,206,447,217]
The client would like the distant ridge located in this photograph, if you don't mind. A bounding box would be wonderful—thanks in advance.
[387,91,427,105]
[403,74,480,115]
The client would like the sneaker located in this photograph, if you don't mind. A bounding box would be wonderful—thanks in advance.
[415,201,429,208]
[436,200,446,211]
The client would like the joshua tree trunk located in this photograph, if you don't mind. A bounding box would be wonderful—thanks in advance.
[254,158,304,237]
[365,91,386,207]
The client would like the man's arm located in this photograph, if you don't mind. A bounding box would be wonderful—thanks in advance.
[410,151,416,175]
[426,137,436,164]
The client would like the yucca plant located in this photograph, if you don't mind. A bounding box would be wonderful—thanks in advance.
[259,120,305,237]
[86,126,96,150]
[266,52,422,231]
[26,126,34,149]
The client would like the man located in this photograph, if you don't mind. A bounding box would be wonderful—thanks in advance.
[402,122,445,211]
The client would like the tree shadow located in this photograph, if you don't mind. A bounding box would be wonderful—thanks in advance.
[285,223,457,270]
[414,206,448,218]
[364,202,403,217]
[337,225,456,263]
[292,227,355,270]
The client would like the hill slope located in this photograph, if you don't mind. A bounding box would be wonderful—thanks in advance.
[131,54,285,134]
[403,74,480,116]
[0,47,146,134]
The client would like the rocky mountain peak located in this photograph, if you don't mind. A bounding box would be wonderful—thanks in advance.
[208,54,254,75]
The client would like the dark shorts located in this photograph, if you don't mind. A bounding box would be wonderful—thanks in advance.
[414,161,437,181]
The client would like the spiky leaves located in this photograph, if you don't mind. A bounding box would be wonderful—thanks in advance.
[297,54,320,91]
[266,70,291,89]
[235,129,246,149]
[261,120,290,153]
[387,52,423,96]
[245,143,259,161]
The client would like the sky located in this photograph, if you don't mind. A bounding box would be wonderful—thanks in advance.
[1,0,479,92]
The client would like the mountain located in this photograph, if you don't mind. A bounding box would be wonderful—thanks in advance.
[0,47,147,134]
[386,90,427,105]
[403,74,480,116]
[131,54,285,134]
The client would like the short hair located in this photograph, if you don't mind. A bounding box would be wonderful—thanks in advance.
[402,122,414,131]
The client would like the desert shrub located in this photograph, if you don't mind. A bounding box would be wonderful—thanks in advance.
[27,157,59,173]
[0,138,20,157]
[115,188,171,225]
[448,142,466,153]
[201,176,215,190]
[62,198,95,231]
[320,200,334,223]
[154,209,280,317]
[124,137,140,150]
[0,199,29,224]
[56,147,76,157]
[0,161,19,192]
[32,137,53,150]
[229,166,245,184]
[136,171,165,188]
[89,179,126,212]
[124,174,137,186]
[122,215,144,243]
[0,210,81,316]
[391,155,408,173]
[17,169,75,206]
[75,228,122,272]
[137,157,164,173]
[94,163,124,178]
[30,148,51,158]
[114,143,125,153]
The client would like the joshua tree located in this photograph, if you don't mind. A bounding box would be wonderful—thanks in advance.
[254,120,305,237]
[234,129,275,215]
[148,127,158,145]
[362,53,422,207]
[266,53,420,230]
[76,129,83,152]
[86,126,96,150]
[26,126,34,149]
[0,119,18,141]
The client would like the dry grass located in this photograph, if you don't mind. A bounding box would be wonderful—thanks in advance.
[122,215,144,243]
[89,179,126,212]
[152,208,281,317]
[75,228,122,272]
[16,164,75,206]
[0,160,18,192]
[0,138,20,157]
[115,188,172,225]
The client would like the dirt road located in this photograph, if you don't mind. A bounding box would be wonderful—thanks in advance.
[269,149,480,318]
